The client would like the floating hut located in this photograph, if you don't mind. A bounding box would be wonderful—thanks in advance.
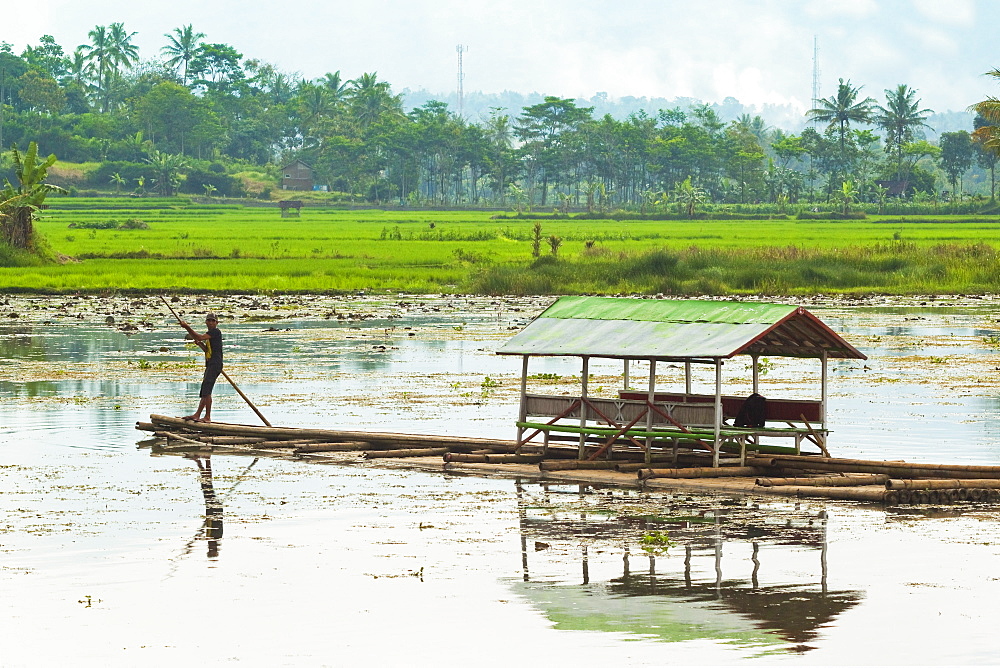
[496,296,866,466]
[138,297,1000,506]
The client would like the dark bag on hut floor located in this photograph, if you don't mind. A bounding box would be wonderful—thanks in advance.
[734,393,766,428]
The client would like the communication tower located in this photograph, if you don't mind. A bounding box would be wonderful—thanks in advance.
[456,44,468,118]
[811,35,821,123]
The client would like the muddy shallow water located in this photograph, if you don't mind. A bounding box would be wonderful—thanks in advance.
[3,294,1000,666]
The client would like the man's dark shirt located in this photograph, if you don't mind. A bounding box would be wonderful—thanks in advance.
[205,328,223,366]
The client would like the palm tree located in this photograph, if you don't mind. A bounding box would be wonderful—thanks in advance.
[348,72,404,130]
[971,70,1000,173]
[80,23,138,111]
[162,24,206,85]
[0,143,66,249]
[65,48,89,87]
[807,78,876,171]
[108,22,139,69]
[876,84,932,180]
[79,25,111,108]
[321,71,349,103]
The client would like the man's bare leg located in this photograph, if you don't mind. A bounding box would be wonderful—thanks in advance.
[184,396,211,422]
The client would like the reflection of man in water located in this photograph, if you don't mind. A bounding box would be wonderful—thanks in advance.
[179,313,223,423]
[188,456,223,557]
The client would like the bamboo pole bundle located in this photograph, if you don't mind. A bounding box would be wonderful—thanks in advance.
[763,458,1000,480]
[759,454,1000,478]
[250,440,328,448]
[639,466,761,480]
[364,448,449,459]
[539,460,622,471]
[444,453,544,464]
[146,415,520,452]
[886,478,1000,490]
[751,485,888,502]
[294,442,371,453]
[756,474,889,487]
[198,436,269,445]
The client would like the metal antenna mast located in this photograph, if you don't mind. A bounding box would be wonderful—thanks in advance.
[456,44,468,118]
[811,35,820,124]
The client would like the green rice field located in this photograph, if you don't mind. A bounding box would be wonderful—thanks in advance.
[5,198,1000,294]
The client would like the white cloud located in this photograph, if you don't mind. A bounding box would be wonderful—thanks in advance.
[912,0,975,25]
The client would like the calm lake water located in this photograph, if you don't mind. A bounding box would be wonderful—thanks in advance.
[2,295,1000,666]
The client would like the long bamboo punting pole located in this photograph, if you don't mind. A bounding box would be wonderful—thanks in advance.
[159,296,272,427]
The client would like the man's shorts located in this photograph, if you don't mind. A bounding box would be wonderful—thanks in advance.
[200,364,223,398]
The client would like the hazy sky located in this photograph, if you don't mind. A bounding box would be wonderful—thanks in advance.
[6,0,998,114]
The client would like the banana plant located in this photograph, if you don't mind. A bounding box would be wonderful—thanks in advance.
[0,142,66,249]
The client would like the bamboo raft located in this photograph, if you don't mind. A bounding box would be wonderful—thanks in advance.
[137,415,1000,506]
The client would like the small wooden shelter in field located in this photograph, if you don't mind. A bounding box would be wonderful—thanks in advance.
[496,296,866,466]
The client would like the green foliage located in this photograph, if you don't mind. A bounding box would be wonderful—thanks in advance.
[639,531,675,555]
[1,142,66,250]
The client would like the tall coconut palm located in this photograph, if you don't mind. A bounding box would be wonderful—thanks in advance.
[321,71,349,103]
[108,22,139,69]
[80,23,138,111]
[971,69,1000,157]
[79,25,111,107]
[876,84,932,180]
[162,24,206,85]
[348,72,403,131]
[807,78,876,172]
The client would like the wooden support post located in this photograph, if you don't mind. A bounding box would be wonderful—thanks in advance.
[517,355,529,449]
[713,358,722,468]
[685,361,692,396]
[752,354,759,394]
[578,356,589,459]
[623,358,629,391]
[645,359,656,464]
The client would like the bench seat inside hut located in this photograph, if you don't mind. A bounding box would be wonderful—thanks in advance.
[496,296,866,466]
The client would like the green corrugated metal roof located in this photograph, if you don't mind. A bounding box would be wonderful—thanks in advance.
[496,296,866,360]
[541,296,797,324]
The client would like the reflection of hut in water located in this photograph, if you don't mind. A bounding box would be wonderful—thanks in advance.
[511,481,862,650]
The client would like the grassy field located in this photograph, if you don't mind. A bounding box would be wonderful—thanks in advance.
[3,198,1000,294]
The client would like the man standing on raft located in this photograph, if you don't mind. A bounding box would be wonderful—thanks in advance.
[180,313,223,423]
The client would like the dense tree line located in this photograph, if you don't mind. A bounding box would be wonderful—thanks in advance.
[0,27,997,207]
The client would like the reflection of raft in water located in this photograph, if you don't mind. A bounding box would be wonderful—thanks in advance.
[137,414,1000,507]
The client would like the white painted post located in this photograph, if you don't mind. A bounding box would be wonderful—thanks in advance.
[578,356,589,458]
[517,355,529,446]
[751,354,759,394]
[820,351,828,426]
[645,359,656,464]
[713,358,722,468]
